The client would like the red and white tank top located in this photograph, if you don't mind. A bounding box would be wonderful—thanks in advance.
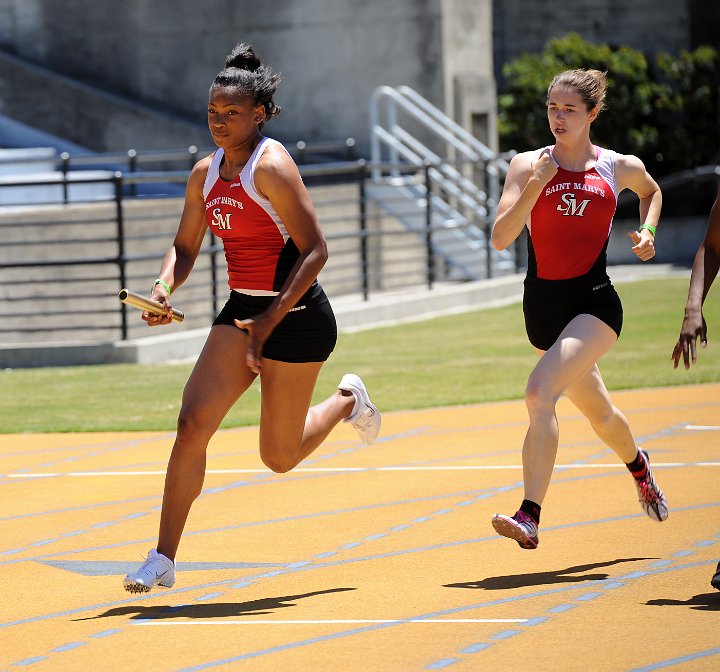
[203,137,298,295]
[527,146,618,280]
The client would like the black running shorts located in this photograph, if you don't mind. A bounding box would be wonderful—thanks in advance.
[213,283,337,363]
[522,273,623,351]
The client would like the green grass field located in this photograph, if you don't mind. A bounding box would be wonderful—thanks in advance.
[2,276,719,434]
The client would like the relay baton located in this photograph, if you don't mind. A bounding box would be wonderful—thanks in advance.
[118,288,185,323]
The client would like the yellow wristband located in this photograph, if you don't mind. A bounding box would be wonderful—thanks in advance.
[153,278,172,295]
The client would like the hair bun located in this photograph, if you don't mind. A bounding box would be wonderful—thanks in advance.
[211,43,281,127]
[225,43,261,71]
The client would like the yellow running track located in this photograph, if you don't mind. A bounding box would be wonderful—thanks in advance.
[2,383,719,671]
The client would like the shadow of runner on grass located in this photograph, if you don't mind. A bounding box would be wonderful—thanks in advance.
[73,587,357,621]
[444,558,654,590]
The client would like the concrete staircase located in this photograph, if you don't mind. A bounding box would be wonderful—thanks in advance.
[366,178,512,281]
[369,85,515,281]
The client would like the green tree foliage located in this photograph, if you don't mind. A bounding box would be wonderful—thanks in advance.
[654,45,720,171]
[498,33,719,175]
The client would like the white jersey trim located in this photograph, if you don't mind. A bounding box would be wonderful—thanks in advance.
[543,145,618,200]
[202,138,292,245]
[203,150,224,201]
[593,147,619,202]
[528,145,618,234]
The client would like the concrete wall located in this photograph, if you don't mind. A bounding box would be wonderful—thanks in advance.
[491,0,717,84]
[0,0,495,155]
[608,217,707,266]
[2,0,707,155]
[0,51,213,152]
[442,0,497,150]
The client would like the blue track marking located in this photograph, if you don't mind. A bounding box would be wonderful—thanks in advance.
[2,394,720,669]
[37,560,285,576]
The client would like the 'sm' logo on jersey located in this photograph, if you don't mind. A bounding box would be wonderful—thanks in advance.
[211,207,232,230]
[557,193,591,217]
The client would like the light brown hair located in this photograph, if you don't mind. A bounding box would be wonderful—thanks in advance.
[547,69,608,113]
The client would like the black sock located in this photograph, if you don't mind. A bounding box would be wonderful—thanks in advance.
[520,499,541,525]
[625,450,648,481]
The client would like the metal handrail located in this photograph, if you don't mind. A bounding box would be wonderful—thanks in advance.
[3,140,362,176]
[370,85,510,170]
[369,85,513,279]
[396,86,506,166]
[0,160,524,344]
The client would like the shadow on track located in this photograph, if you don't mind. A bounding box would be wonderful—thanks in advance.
[74,587,356,621]
[444,558,654,590]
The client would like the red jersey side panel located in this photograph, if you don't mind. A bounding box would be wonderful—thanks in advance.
[202,139,293,294]
[528,147,618,280]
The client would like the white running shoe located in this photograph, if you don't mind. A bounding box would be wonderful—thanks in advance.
[123,549,175,593]
[339,373,381,445]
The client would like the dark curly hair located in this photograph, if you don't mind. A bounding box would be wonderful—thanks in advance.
[210,43,282,126]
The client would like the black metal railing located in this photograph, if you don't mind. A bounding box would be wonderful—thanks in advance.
[8,139,357,188]
[0,157,521,345]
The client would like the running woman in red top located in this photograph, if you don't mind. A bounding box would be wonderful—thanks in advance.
[490,69,667,550]
[123,43,381,593]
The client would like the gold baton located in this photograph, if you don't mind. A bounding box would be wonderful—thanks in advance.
[118,288,185,323]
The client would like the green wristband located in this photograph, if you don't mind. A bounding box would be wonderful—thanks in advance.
[153,278,172,295]
[640,223,656,236]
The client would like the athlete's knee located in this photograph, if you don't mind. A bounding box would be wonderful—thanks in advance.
[175,404,217,446]
[259,445,299,474]
[524,378,556,415]
[260,454,296,474]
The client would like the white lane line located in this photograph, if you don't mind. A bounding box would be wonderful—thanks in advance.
[5,462,720,478]
[136,618,529,625]
[685,425,720,430]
